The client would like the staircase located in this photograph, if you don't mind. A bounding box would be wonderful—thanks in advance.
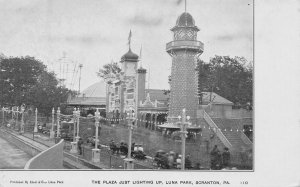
[203,110,252,151]
[210,118,252,151]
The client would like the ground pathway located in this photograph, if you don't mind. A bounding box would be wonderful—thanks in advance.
[0,137,31,169]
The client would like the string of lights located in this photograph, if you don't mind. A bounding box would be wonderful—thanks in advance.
[0,108,252,133]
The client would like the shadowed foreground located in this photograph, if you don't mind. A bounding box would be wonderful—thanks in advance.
[0,137,31,169]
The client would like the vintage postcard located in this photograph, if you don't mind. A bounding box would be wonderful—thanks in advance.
[0,0,299,186]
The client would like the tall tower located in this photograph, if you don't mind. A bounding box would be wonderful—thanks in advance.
[166,12,204,122]
[120,48,139,113]
[137,67,147,104]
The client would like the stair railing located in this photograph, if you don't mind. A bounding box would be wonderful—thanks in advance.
[236,119,253,145]
[203,111,232,148]
[240,131,253,145]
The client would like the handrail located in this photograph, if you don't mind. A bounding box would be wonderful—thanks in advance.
[203,111,232,148]
[24,139,64,169]
[240,131,252,145]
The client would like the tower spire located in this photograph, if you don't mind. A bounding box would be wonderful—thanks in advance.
[185,0,187,13]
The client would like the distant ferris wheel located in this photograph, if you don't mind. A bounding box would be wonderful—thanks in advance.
[49,52,83,92]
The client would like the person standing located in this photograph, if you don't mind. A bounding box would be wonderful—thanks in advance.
[222,147,231,169]
[176,155,182,169]
[210,145,220,169]
[185,154,192,169]
[168,151,175,169]
[78,138,83,155]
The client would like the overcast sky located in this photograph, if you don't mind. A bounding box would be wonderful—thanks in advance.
[0,0,253,91]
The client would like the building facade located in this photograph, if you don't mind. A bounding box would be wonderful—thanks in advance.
[106,46,168,125]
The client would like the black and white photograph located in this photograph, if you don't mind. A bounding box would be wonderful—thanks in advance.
[0,0,299,186]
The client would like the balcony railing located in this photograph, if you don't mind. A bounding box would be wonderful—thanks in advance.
[166,40,204,52]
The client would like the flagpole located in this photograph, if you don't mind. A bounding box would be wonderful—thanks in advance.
[128,30,132,49]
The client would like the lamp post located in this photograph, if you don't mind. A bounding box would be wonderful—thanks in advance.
[56,107,61,138]
[70,107,78,153]
[2,107,4,126]
[73,108,76,142]
[0,68,6,107]
[50,108,55,138]
[178,108,190,170]
[124,107,135,169]
[33,108,38,141]
[92,108,101,163]
[20,106,25,134]
[15,106,19,130]
[75,108,80,142]
[34,108,38,133]
[11,107,14,120]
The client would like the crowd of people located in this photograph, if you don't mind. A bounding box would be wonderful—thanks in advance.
[107,141,231,170]
[154,151,193,169]
[210,145,231,170]
[79,137,232,170]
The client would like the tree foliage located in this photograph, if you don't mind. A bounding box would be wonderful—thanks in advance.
[197,56,253,108]
[97,62,121,83]
[0,56,75,116]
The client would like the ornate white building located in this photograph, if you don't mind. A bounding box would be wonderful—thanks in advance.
[106,45,169,128]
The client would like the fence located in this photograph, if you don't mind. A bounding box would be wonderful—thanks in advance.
[24,139,64,169]
[0,107,252,170]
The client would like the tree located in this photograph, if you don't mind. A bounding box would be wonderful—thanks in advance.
[197,56,253,108]
[97,62,121,83]
[26,71,76,115]
[0,56,46,106]
[0,56,76,116]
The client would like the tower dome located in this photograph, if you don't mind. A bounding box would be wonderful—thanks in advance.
[121,48,139,62]
[176,12,195,27]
